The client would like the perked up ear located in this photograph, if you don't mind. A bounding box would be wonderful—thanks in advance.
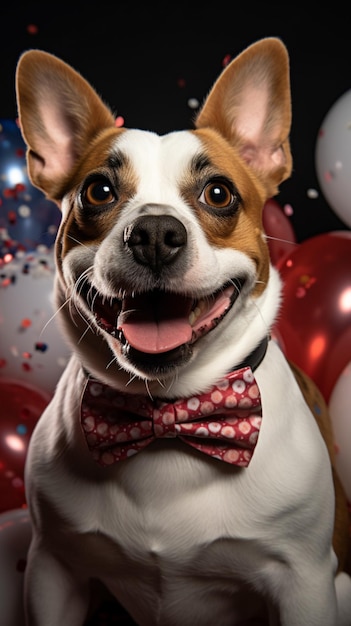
[195,37,292,197]
[15,50,116,201]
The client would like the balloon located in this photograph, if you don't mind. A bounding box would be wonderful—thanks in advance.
[0,119,61,256]
[273,231,351,403]
[262,198,297,266]
[0,249,70,395]
[315,90,351,228]
[0,378,50,513]
[329,361,351,502]
[0,508,31,626]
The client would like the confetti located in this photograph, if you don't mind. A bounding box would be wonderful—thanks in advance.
[18,204,31,218]
[20,318,32,329]
[35,342,48,352]
[26,24,38,35]
[307,188,319,199]
[16,424,28,435]
[283,204,293,216]
[7,211,17,224]
[187,98,199,109]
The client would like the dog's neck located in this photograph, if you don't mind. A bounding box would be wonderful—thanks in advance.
[232,335,269,374]
[82,335,270,399]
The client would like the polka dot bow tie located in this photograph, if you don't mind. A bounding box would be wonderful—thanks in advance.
[81,366,262,467]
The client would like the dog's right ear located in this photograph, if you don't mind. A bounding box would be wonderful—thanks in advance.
[15,50,116,203]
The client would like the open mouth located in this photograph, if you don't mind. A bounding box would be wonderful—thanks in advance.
[80,278,244,369]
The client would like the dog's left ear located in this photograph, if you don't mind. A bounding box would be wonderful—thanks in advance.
[195,37,292,197]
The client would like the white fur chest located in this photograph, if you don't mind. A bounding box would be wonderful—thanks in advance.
[25,344,335,624]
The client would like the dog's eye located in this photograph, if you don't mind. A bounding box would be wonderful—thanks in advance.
[82,178,116,207]
[199,181,235,209]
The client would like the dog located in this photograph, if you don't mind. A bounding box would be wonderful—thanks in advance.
[15,37,351,625]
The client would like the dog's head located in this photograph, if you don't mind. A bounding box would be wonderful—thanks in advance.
[15,38,292,396]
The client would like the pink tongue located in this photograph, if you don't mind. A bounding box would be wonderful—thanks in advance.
[118,292,193,354]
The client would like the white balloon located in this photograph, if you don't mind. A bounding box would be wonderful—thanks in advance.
[0,249,70,395]
[0,508,31,626]
[315,89,351,228]
[329,360,351,501]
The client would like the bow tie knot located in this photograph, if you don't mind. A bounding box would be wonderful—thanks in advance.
[81,367,262,467]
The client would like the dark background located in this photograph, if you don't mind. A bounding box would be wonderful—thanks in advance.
[0,4,350,244]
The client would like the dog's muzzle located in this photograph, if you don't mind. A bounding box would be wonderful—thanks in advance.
[77,213,245,374]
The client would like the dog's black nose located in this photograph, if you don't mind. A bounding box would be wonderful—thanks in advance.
[124,215,187,273]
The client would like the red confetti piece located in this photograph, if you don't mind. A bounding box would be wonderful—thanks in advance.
[296,287,306,298]
[115,116,124,128]
[0,359,7,368]
[21,318,32,328]
[26,23,38,35]
[222,54,231,67]
[22,352,32,359]
[1,277,12,287]
[7,211,17,225]
[22,362,32,372]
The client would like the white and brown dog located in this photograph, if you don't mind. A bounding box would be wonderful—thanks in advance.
[15,38,351,625]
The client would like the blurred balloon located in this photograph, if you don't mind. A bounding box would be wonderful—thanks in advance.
[274,231,351,403]
[262,198,297,266]
[329,361,351,502]
[0,378,50,513]
[0,508,31,626]
[0,249,70,394]
[0,119,61,257]
[315,90,351,228]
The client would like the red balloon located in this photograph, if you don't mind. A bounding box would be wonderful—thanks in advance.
[0,379,50,513]
[263,198,297,266]
[273,231,351,403]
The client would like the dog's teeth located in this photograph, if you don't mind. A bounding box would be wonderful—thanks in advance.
[122,340,130,355]
[189,300,205,326]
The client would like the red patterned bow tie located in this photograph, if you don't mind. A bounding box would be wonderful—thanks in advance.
[81,366,262,467]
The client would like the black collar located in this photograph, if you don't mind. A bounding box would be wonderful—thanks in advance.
[83,335,269,387]
[235,335,269,373]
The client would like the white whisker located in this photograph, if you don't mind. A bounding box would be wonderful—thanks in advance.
[144,380,154,401]
[39,297,70,337]
[66,234,91,250]
[264,234,299,246]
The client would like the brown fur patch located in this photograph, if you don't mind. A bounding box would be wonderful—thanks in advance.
[189,128,270,296]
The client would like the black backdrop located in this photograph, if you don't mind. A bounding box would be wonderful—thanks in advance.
[1,4,350,243]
